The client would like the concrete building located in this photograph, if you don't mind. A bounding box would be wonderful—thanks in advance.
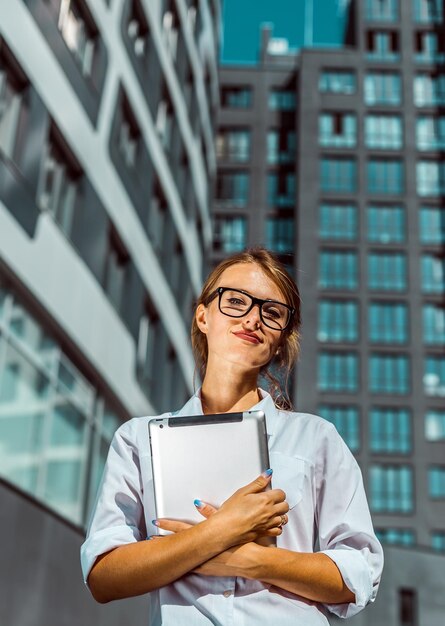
[215,1,445,624]
[0,0,220,623]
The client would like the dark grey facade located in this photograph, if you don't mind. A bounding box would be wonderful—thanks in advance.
[0,0,220,623]
[215,1,445,623]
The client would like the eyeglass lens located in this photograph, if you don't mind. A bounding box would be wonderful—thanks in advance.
[219,289,289,330]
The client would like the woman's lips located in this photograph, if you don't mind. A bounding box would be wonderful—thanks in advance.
[233,331,261,344]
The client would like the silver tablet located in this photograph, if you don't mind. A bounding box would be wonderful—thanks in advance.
[149,410,270,535]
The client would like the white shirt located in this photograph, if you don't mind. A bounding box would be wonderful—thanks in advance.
[81,390,383,625]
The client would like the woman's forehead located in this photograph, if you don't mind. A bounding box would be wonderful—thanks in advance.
[216,263,285,300]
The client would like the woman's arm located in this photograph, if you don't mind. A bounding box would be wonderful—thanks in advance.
[88,472,288,602]
[192,541,354,604]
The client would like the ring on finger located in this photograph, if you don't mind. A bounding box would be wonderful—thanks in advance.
[278,514,288,528]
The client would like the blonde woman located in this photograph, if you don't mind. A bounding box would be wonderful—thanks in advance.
[81,248,383,625]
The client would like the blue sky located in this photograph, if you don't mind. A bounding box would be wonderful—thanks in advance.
[221,0,346,64]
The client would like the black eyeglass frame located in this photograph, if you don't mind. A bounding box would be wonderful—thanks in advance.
[206,287,295,332]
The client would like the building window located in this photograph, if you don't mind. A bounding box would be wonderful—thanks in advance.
[319,70,356,94]
[364,72,401,105]
[319,203,357,241]
[221,86,252,108]
[318,352,358,392]
[368,205,405,243]
[416,116,445,150]
[366,30,400,61]
[267,173,296,208]
[376,528,415,546]
[368,253,407,291]
[266,130,296,164]
[370,408,411,453]
[421,255,445,293]
[369,302,408,344]
[319,251,358,290]
[414,31,445,64]
[429,466,445,497]
[136,298,159,392]
[369,354,410,394]
[0,51,27,161]
[413,0,443,23]
[366,0,399,21]
[320,158,356,193]
[216,172,249,207]
[414,74,445,106]
[162,1,179,60]
[424,356,445,396]
[155,92,173,150]
[58,0,98,78]
[213,216,247,252]
[416,160,445,196]
[318,405,360,451]
[318,300,358,343]
[367,159,404,195]
[369,465,413,513]
[268,89,296,110]
[319,112,357,148]
[423,304,445,345]
[425,410,445,440]
[126,0,149,58]
[118,94,141,168]
[265,216,294,253]
[399,588,417,626]
[216,128,251,163]
[365,115,403,149]
[37,127,81,238]
[0,284,121,527]
[431,531,445,551]
[420,206,445,244]
[103,228,129,313]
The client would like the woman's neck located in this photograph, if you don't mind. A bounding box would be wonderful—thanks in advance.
[200,372,261,414]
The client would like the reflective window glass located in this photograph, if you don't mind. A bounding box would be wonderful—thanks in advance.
[318,352,358,392]
[369,302,408,344]
[370,408,411,453]
[369,354,410,394]
[318,300,358,343]
[370,465,413,512]
[318,405,360,451]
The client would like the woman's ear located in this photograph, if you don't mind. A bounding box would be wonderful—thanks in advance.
[195,303,208,334]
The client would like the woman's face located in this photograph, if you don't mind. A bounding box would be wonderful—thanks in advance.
[196,263,286,373]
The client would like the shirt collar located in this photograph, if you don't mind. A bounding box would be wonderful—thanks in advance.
[174,388,278,436]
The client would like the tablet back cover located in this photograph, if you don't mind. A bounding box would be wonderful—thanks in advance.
[149,410,269,533]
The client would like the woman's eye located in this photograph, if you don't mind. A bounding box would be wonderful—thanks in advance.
[264,307,282,319]
[227,297,245,306]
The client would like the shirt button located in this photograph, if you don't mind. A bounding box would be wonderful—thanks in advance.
[223,590,233,598]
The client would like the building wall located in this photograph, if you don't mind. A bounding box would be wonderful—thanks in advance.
[215,3,445,624]
[0,0,221,622]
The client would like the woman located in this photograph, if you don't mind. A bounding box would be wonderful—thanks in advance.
[81,248,383,625]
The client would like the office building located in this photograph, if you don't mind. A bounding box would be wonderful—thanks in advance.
[0,0,220,623]
[215,2,445,624]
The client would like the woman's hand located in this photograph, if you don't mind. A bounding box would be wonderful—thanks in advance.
[213,471,289,544]
[153,500,266,578]
[154,472,289,547]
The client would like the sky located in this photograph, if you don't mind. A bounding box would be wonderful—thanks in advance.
[221,0,346,64]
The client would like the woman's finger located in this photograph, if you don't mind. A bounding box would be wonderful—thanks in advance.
[152,518,192,533]
[194,499,218,519]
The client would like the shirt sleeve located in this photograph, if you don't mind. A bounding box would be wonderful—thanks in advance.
[80,419,147,585]
[316,422,384,618]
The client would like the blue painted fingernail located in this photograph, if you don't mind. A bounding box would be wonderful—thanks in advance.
[194,499,203,508]
[152,519,159,526]
[262,468,273,477]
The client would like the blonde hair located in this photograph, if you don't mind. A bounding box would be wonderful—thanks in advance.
[191,248,301,410]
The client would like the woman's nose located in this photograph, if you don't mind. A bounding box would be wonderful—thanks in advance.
[243,304,261,326]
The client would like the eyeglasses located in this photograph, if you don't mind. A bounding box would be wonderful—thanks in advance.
[207,287,295,331]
